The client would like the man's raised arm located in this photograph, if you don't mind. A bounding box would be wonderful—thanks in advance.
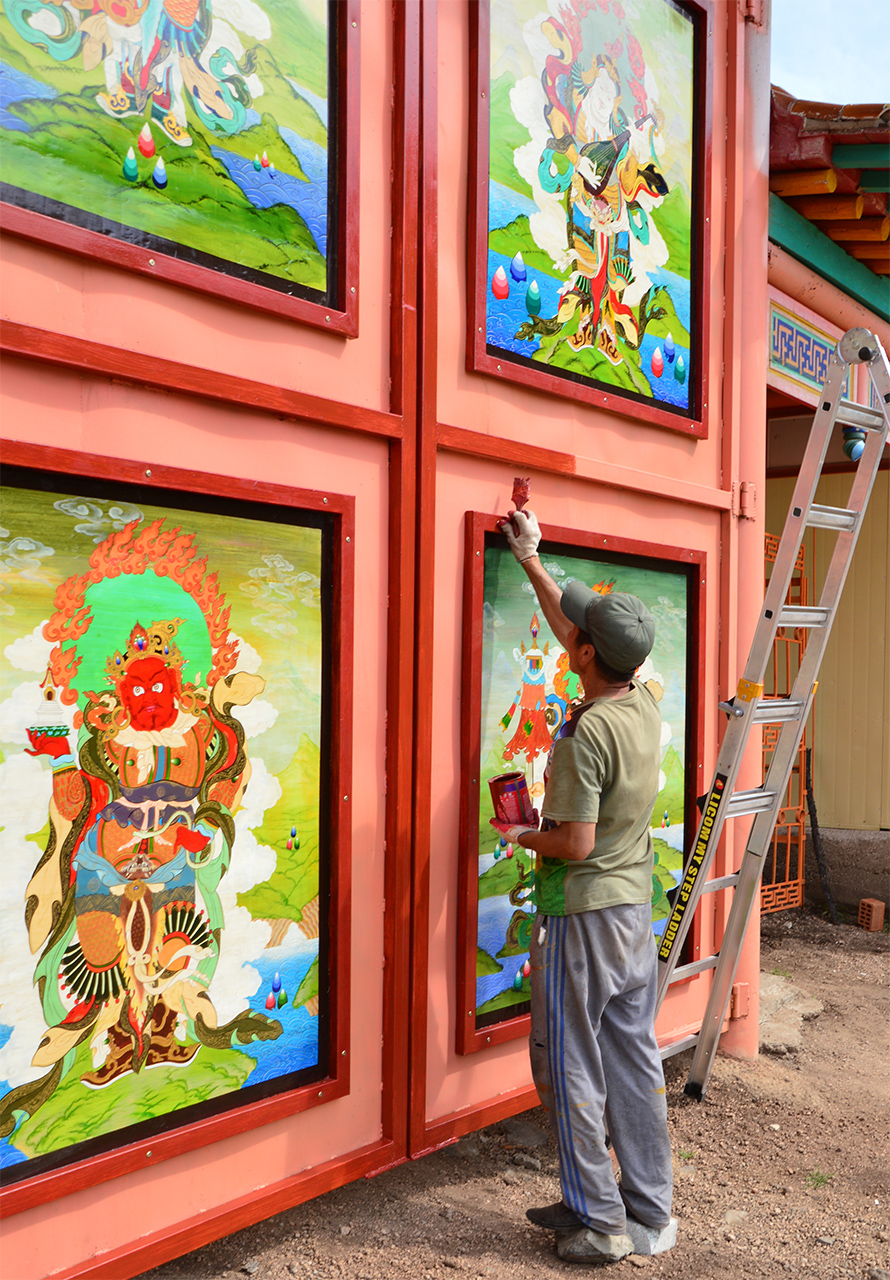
[499,509,574,649]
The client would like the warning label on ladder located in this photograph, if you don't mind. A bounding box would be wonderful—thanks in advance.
[658,773,728,961]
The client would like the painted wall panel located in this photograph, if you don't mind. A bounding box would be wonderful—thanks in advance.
[0,1,392,413]
[0,363,390,1277]
[424,453,730,1123]
[435,0,728,480]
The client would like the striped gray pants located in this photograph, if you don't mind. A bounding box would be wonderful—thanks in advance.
[529,904,674,1235]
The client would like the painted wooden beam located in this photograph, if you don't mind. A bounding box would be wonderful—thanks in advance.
[849,243,890,262]
[832,142,890,169]
[820,217,889,242]
[0,320,404,438]
[786,193,863,220]
[769,168,837,197]
[768,193,890,321]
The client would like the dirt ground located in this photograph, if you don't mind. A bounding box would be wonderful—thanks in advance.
[138,907,890,1280]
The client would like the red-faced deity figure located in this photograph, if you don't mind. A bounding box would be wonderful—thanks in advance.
[119,655,180,731]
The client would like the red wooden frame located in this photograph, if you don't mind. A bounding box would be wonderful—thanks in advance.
[0,440,355,1219]
[0,2,360,337]
[456,510,706,1055]
[466,0,714,438]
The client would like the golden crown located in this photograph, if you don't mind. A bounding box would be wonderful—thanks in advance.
[104,619,186,684]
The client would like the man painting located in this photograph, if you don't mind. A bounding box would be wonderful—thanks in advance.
[492,508,677,1266]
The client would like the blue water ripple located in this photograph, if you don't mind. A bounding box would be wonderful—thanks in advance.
[232,945,321,1084]
[210,137,327,257]
[476,892,533,1011]
[0,60,57,132]
[486,249,564,357]
[489,179,537,230]
[485,247,691,409]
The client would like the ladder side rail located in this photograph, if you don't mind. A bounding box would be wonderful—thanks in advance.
[682,840,769,1098]
[654,357,854,1009]
[684,335,890,1098]
[686,437,884,1096]
[653,704,763,1009]
[806,421,888,623]
[682,683,821,1095]
[864,333,890,411]
[748,426,886,852]
[745,357,850,683]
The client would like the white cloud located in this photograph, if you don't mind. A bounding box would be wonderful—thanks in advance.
[0,754,56,1088]
[213,0,271,40]
[207,756,281,1021]
[4,622,53,672]
[229,633,262,674]
[231,697,278,739]
[237,756,281,831]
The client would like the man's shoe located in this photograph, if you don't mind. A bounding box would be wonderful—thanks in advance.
[526,1201,584,1230]
[624,1216,678,1255]
[557,1228,634,1265]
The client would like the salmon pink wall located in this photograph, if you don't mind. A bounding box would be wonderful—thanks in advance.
[0,365,392,1279]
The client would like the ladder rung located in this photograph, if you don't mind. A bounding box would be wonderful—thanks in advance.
[670,956,720,980]
[660,1032,700,1060]
[807,504,859,532]
[753,698,806,723]
[701,874,740,894]
[837,399,884,430]
[726,788,777,817]
[777,605,830,627]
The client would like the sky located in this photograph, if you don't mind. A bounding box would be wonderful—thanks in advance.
[771,0,890,104]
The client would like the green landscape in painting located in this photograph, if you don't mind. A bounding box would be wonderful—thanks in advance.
[0,0,331,295]
[474,542,690,1024]
[484,0,697,412]
[0,480,327,1178]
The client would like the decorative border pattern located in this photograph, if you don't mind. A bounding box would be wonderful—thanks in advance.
[769,302,853,401]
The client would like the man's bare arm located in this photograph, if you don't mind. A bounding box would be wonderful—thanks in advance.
[518,819,596,862]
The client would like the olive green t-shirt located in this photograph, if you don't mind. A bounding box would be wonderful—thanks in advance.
[533,679,662,915]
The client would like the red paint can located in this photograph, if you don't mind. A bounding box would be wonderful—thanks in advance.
[488,772,535,826]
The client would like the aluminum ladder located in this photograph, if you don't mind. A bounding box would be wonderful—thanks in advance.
[655,327,890,1099]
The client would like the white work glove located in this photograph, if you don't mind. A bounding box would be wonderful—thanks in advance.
[490,818,538,845]
[498,509,541,563]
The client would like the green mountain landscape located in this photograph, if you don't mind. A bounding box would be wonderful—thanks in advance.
[238,734,320,926]
[0,9,327,290]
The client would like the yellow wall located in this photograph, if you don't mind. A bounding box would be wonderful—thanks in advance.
[766,469,890,830]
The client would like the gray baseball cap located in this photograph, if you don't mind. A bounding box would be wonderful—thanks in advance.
[560,582,655,671]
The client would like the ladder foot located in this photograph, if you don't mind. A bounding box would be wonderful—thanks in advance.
[683,1081,704,1102]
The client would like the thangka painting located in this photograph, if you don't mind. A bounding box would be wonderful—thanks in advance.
[472,534,693,1032]
[472,0,702,422]
[0,0,338,305]
[0,470,332,1184]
